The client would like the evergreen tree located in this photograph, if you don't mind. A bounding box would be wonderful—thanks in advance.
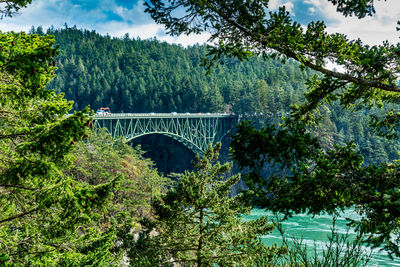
[0,31,123,264]
[129,144,284,266]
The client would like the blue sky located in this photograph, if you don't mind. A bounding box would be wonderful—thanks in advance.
[0,0,399,46]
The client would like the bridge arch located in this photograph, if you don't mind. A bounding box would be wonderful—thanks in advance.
[93,113,238,154]
[126,131,204,154]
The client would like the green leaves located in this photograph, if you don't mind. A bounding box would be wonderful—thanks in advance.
[0,31,125,265]
[369,110,400,139]
[144,0,400,258]
[328,0,377,18]
[0,32,58,97]
[131,144,284,266]
[231,118,400,256]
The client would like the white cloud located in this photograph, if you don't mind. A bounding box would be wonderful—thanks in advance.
[268,0,283,9]
[101,20,210,46]
[305,0,400,45]
[304,0,323,8]
[268,0,295,15]
[160,32,211,47]
[101,22,161,39]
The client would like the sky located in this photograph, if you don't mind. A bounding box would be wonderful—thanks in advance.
[0,0,399,47]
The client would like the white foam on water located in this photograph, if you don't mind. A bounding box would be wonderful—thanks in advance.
[247,208,400,266]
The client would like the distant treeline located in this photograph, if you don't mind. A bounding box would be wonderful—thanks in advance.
[30,26,399,168]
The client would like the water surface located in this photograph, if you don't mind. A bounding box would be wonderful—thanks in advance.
[244,209,400,266]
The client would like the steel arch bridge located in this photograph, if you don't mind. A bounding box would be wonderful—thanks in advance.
[93,113,239,154]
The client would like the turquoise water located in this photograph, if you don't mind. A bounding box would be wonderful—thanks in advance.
[244,209,400,266]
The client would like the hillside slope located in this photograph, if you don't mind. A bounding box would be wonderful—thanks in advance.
[31,26,400,171]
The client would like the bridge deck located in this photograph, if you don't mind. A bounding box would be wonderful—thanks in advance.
[94,113,236,119]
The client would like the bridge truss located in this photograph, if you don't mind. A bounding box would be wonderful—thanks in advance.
[93,113,238,154]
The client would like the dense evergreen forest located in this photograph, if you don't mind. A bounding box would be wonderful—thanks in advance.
[30,26,399,171]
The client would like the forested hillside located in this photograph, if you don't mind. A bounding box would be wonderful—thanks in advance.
[31,26,399,170]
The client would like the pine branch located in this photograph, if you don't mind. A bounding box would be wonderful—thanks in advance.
[0,184,38,190]
[214,7,400,93]
[0,208,40,224]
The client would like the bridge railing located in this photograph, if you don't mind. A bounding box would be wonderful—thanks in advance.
[93,112,238,119]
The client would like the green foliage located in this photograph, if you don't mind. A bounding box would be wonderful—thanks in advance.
[143,0,400,259]
[231,118,400,258]
[66,129,167,221]
[231,120,363,215]
[59,130,167,265]
[0,32,123,265]
[327,0,377,18]
[129,144,286,266]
